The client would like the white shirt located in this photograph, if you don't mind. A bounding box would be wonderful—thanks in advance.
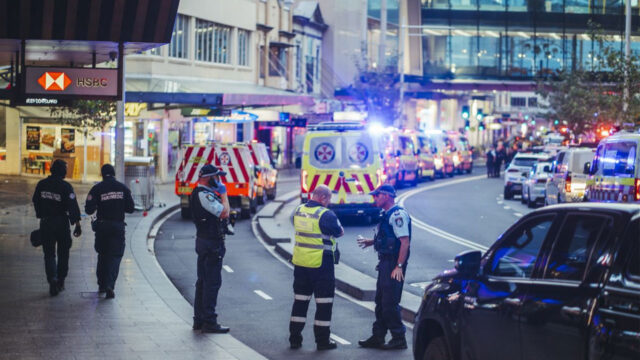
[197,185,224,217]
[389,207,411,238]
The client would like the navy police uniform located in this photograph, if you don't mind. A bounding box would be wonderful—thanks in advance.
[190,164,230,333]
[85,164,134,297]
[32,160,81,295]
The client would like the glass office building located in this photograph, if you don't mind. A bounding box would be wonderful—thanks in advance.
[421,0,640,79]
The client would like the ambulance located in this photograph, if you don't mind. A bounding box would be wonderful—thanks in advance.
[426,131,455,177]
[408,132,436,181]
[447,132,473,174]
[387,130,419,187]
[301,122,385,220]
[247,141,278,203]
[175,143,260,219]
[585,131,640,204]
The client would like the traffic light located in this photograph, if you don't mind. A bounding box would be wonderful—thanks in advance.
[479,121,485,130]
[462,105,470,120]
[465,120,470,130]
[476,108,484,121]
[554,119,559,125]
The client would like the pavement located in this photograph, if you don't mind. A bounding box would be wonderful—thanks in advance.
[0,175,265,360]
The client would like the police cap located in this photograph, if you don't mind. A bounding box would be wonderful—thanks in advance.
[199,164,226,178]
[369,184,396,198]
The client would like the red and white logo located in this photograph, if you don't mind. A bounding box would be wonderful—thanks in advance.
[37,72,71,91]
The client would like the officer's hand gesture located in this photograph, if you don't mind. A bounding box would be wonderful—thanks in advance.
[73,223,82,238]
[391,267,404,282]
[357,235,373,249]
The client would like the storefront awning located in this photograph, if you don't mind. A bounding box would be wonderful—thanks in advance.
[125,74,315,107]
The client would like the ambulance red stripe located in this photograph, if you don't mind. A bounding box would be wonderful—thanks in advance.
[363,173,375,192]
[177,146,194,177]
[352,174,364,193]
[185,146,206,184]
[221,147,239,183]
[323,174,332,186]
[309,174,320,192]
[248,144,259,165]
[233,147,251,183]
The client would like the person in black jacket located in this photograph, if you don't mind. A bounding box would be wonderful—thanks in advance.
[32,159,82,296]
[85,164,135,299]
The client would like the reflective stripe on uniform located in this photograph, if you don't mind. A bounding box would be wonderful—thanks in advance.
[314,320,331,327]
[295,242,333,250]
[295,231,331,240]
[315,297,334,304]
[294,294,312,301]
[294,207,324,219]
[290,316,306,323]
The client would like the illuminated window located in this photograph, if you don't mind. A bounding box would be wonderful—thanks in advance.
[169,14,189,59]
[195,19,231,64]
[238,29,250,66]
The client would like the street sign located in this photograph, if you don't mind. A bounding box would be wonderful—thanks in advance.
[25,67,118,98]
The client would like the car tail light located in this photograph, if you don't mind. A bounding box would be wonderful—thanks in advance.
[565,173,572,193]
[635,178,640,201]
[301,170,309,193]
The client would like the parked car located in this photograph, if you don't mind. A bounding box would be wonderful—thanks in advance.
[545,147,595,205]
[413,203,640,360]
[521,161,552,208]
[504,151,550,200]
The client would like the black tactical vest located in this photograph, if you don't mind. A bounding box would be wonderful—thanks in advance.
[374,205,411,256]
[190,186,224,240]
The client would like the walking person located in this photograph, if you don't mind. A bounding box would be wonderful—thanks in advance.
[486,145,496,178]
[85,164,135,299]
[190,164,231,333]
[358,184,411,350]
[32,159,82,296]
[289,185,344,351]
[495,142,506,177]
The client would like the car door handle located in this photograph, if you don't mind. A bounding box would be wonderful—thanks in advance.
[561,306,583,317]
[504,298,522,306]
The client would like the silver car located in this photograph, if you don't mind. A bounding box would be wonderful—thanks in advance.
[521,162,552,208]
[545,147,596,205]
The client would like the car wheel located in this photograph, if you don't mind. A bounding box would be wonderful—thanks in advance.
[411,171,419,187]
[240,208,251,219]
[423,336,451,360]
[527,190,535,208]
[180,207,191,220]
[504,187,512,200]
[257,188,266,205]
[520,189,527,204]
[250,197,258,214]
[266,187,277,200]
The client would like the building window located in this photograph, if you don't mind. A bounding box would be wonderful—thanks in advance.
[528,97,538,107]
[511,97,526,107]
[295,41,302,86]
[169,14,189,59]
[238,29,250,66]
[269,47,288,78]
[195,19,231,64]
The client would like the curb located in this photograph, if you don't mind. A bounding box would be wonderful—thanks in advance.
[253,192,421,323]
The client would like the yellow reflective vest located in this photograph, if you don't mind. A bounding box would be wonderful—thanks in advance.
[292,204,335,268]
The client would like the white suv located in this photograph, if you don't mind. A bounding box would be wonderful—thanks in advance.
[504,152,551,200]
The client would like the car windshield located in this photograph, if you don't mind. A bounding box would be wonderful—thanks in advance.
[309,134,375,169]
[513,157,540,167]
[457,137,470,151]
[570,151,594,173]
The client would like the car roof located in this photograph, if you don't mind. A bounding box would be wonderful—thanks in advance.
[534,202,640,215]
[514,152,550,159]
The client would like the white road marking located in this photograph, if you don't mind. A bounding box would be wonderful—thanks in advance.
[254,290,273,300]
[497,200,504,204]
[410,281,432,290]
[514,213,523,217]
[223,265,234,273]
[330,333,351,345]
[503,206,511,210]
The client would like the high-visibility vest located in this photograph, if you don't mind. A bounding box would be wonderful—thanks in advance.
[292,204,335,268]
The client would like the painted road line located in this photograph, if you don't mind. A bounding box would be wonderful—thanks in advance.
[254,290,273,300]
[514,213,523,217]
[497,200,504,204]
[504,206,511,210]
[410,281,432,290]
[330,333,351,345]
[223,265,234,273]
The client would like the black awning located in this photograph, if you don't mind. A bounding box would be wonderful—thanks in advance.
[269,41,294,48]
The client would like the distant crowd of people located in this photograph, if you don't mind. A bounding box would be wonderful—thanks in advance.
[485,141,517,178]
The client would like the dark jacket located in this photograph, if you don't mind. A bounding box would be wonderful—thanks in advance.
[33,175,81,225]
[85,176,135,222]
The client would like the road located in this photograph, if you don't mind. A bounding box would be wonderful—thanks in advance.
[154,171,535,358]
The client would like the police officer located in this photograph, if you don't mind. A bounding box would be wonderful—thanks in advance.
[32,159,82,296]
[85,164,135,299]
[190,164,231,333]
[289,185,344,351]
[357,184,411,350]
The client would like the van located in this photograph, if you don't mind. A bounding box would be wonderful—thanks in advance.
[585,132,640,204]
[247,141,277,203]
[388,130,419,187]
[545,147,595,205]
[426,131,455,177]
[409,132,436,181]
[301,122,384,219]
[447,132,473,174]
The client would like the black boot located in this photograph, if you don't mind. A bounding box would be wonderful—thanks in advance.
[57,279,65,292]
[358,335,385,349]
[317,340,337,351]
[289,334,302,349]
[49,282,59,297]
[201,324,230,333]
[105,288,115,299]
[382,336,407,350]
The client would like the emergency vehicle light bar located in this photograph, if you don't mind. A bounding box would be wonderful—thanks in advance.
[309,122,365,132]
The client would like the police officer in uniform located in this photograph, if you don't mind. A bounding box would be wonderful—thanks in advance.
[289,185,344,351]
[85,164,135,299]
[358,184,411,350]
[32,159,82,296]
[190,164,231,333]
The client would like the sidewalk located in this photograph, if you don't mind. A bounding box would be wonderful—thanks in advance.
[0,177,264,360]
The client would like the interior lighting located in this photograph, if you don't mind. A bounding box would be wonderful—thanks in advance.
[486,31,500,38]
[550,33,561,40]
[517,32,530,38]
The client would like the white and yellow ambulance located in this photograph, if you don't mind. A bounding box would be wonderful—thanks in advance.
[585,131,640,204]
[301,122,385,220]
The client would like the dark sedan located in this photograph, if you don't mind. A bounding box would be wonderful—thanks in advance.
[413,203,640,360]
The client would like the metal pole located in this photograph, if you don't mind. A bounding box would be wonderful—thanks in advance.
[379,0,387,69]
[624,0,631,121]
[83,127,87,183]
[115,42,126,183]
[399,0,406,129]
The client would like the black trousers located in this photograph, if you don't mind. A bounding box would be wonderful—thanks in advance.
[40,217,72,284]
[372,256,407,339]
[94,221,125,290]
[289,255,335,344]
[194,238,225,327]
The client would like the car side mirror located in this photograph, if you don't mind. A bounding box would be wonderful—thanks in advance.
[583,162,591,175]
[543,165,551,173]
[454,250,481,276]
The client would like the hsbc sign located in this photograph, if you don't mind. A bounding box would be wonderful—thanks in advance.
[25,67,118,98]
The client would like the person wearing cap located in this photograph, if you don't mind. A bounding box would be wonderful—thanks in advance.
[357,184,411,350]
[190,164,231,334]
[85,164,135,299]
[32,159,82,296]
[289,184,344,351]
